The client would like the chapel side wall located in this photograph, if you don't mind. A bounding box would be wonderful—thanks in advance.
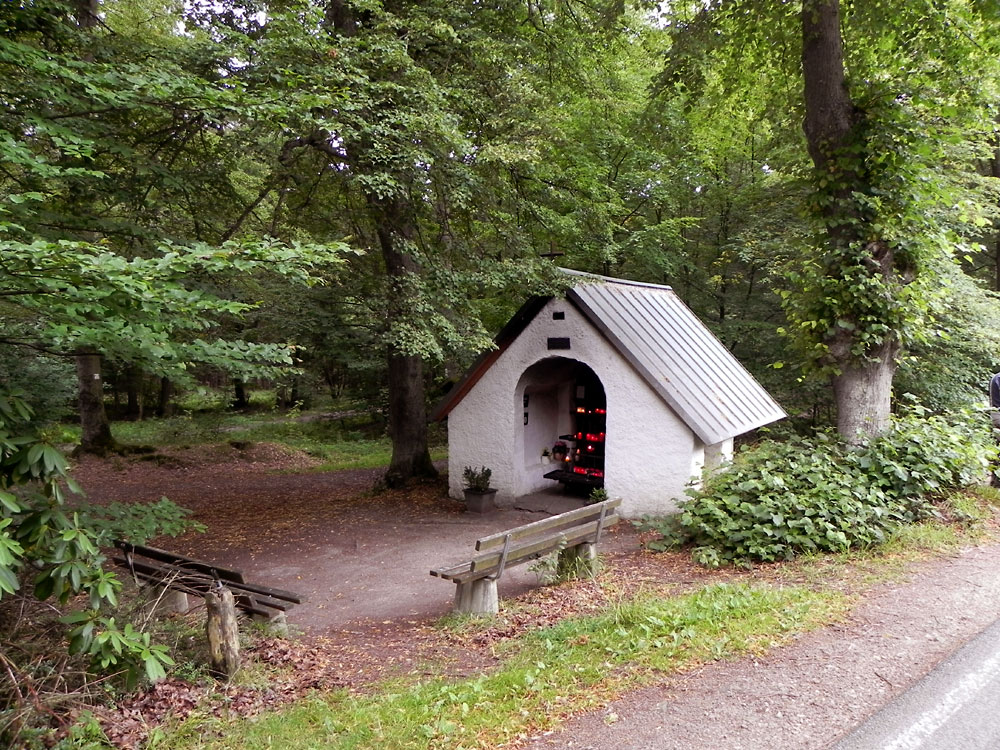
[603,379,695,518]
[448,297,699,516]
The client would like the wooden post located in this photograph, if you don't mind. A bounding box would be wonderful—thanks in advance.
[205,586,240,679]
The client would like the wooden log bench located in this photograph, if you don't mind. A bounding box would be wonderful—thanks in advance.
[112,540,304,627]
[430,498,621,615]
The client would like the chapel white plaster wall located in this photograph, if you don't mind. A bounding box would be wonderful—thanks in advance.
[705,438,734,472]
[447,297,700,517]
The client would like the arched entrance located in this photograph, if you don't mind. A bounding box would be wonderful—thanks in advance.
[516,357,606,494]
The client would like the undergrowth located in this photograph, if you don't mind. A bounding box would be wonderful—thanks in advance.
[639,409,996,566]
[0,585,210,748]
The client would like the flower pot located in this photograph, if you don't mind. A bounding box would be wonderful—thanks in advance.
[541,456,551,465]
[463,488,497,514]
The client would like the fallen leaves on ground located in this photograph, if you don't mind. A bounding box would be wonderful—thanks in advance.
[91,540,740,748]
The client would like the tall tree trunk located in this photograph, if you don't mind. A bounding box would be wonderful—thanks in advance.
[75,351,117,455]
[802,0,900,441]
[319,3,435,485]
[70,5,113,452]
[286,377,301,408]
[831,342,898,438]
[156,376,173,418]
[125,365,142,421]
[385,352,437,486]
[323,0,356,35]
[802,1,854,171]
[74,0,99,29]
[374,199,438,487]
[232,379,249,410]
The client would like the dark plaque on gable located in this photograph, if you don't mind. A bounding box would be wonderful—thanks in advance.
[547,337,571,350]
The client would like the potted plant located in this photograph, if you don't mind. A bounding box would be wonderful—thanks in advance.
[541,448,551,465]
[462,466,497,513]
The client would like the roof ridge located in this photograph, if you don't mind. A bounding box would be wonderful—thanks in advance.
[558,267,673,291]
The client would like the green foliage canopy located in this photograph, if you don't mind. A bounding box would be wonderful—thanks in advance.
[1,0,354,380]
[1,238,351,380]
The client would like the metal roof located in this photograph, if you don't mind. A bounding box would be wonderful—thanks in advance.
[566,274,786,445]
[433,272,786,442]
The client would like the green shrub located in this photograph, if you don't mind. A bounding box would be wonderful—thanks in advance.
[640,409,995,566]
[586,488,608,506]
[462,466,492,492]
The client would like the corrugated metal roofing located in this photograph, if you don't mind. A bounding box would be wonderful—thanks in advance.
[432,271,786,442]
[567,274,786,444]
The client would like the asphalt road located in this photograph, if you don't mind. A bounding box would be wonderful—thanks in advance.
[835,616,1000,750]
[523,543,1000,750]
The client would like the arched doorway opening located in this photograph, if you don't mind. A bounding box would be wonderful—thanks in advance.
[517,357,606,493]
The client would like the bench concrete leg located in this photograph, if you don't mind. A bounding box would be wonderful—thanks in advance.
[454,578,498,615]
[251,610,289,636]
[144,585,190,616]
[557,542,597,578]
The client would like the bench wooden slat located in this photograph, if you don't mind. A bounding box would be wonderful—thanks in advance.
[115,555,304,604]
[474,498,622,551]
[429,561,473,581]
[471,514,618,573]
[112,537,305,624]
[431,513,619,584]
[115,556,231,596]
[115,541,246,583]
[429,560,474,579]
[116,564,283,617]
[202,576,303,604]
[115,563,208,597]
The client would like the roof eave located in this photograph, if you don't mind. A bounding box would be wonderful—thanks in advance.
[430,295,552,421]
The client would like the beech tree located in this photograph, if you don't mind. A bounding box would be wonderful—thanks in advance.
[655,0,1000,437]
[253,0,624,484]
[799,0,902,437]
[0,0,351,452]
[795,0,1000,438]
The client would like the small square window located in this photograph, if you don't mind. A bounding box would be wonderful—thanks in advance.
[552,311,565,320]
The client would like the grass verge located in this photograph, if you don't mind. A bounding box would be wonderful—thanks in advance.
[160,582,847,750]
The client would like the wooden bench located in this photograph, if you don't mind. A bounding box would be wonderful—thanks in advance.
[113,540,304,626]
[430,498,621,615]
